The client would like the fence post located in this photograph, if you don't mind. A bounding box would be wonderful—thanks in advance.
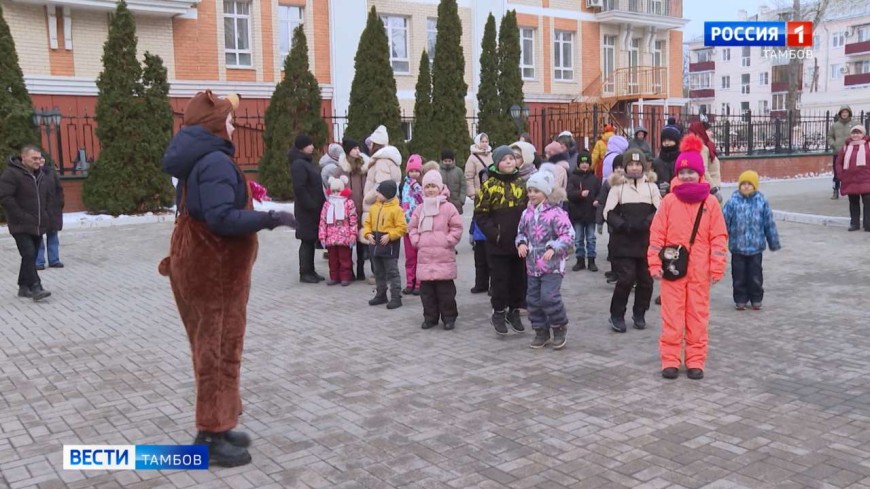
[540,108,547,148]
[724,120,731,156]
[787,110,794,154]
[747,110,754,155]
[592,104,599,142]
[774,118,782,153]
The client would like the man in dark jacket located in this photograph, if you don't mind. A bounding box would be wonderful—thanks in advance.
[290,133,327,284]
[566,151,601,272]
[36,154,64,269]
[0,146,52,301]
[651,126,682,197]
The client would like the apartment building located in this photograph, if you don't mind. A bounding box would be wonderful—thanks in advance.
[686,1,870,119]
[4,0,686,135]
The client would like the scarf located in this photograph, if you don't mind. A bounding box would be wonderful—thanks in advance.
[659,145,679,163]
[325,195,346,224]
[843,139,868,171]
[420,196,445,232]
[673,181,711,203]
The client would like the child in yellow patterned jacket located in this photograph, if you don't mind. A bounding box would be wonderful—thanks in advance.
[362,180,407,309]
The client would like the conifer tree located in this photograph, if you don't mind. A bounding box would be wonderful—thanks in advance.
[346,7,404,150]
[0,3,40,222]
[138,53,175,209]
[409,50,436,159]
[259,25,328,200]
[430,0,469,165]
[495,10,525,143]
[476,14,500,144]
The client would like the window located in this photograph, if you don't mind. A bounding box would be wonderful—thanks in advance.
[858,26,870,43]
[831,63,844,79]
[381,16,409,73]
[721,76,730,89]
[224,1,252,67]
[758,99,769,115]
[772,93,785,111]
[554,31,574,80]
[278,5,303,61]
[741,73,750,94]
[722,48,731,61]
[628,38,640,93]
[689,72,712,89]
[813,34,820,48]
[741,46,751,67]
[696,49,713,63]
[520,28,535,79]
[653,40,665,91]
[698,104,709,115]
[741,101,751,120]
[427,18,437,62]
[759,72,769,85]
[720,103,730,115]
[603,35,615,92]
[857,60,870,74]
[832,32,845,47]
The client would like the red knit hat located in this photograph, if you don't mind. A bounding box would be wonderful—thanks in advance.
[674,134,706,177]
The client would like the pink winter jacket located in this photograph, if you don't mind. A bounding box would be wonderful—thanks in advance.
[318,194,358,247]
[408,197,464,281]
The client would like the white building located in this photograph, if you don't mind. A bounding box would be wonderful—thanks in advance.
[686,0,870,118]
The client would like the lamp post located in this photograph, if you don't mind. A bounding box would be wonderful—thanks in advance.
[510,104,530,136]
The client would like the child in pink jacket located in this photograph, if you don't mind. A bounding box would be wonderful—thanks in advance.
[318,176,358,286]
[409,170,464,330]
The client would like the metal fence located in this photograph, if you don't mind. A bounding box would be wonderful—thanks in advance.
[37,106,870,175]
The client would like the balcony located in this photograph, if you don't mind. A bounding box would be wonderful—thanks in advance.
[845,40,870,56]
[11,0,199,16]
[689,89,715,99]
[771,81,788,93]
[844,72,870,86]
[595,0,687,29]
[689,61,715,72]
[601,66,669,101]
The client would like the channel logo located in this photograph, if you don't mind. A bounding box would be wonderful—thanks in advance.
[63,445,209,470]
[705,21,813,47]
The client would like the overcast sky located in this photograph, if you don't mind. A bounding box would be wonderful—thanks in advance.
[682,0,777,42]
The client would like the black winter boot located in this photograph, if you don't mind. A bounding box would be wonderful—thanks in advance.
[632,309,647,330]
[572,259,585,271]
[609,316,627,333]
[17,286,32,298]
[193,432,252,467]
[224,430,252,448]
[551,326,567,350]
[386,295,403,309]
[30,283,51,301]
[369,290,388,306]
[491,310,508,335]
[507,309,525,333]
[587,258,598,272]
[529,328,550,348]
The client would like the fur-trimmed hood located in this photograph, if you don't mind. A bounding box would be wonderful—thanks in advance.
[339,152,371,174]
[470,143,492,155]
[608,170,657,187]
[370,145,402,166]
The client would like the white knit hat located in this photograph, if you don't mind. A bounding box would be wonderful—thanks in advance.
[369,125,389,146]
[526,165,555,196]
[329,175,348,193]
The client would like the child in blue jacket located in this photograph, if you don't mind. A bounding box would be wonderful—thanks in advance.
[722,170,781,310]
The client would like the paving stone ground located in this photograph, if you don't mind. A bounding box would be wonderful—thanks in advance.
[2,198,870,488]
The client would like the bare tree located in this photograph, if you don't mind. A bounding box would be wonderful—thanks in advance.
[785,0,832,116]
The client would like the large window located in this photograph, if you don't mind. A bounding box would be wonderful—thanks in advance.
[381,16,409,73]
[741,46,751,66]
[772,93,786,111]
[832,32,845,47]
[224,1,252,67]
[758,99,769,115]
[427,18,437,62]
[653,40,665,91]
[603,35,615,92]
[858,26,870,43]
[759,72,769,85]
[554,30,574,81]
[689,72,712,89]
[520,28,535,80]
[721,48,731,61]
[721,76,730,89]
[857,60,870,74]
[696,49,713,63]
[720,103,730,116]
[278,5,303,61]
[741,73,750,94]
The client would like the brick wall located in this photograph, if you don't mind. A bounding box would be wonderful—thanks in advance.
[719,153,833,182]
[5,3,51,75]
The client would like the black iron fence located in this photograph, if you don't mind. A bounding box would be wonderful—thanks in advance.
[36,106,870,175]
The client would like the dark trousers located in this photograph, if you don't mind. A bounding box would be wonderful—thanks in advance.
[355,241,366,277]
[421,280,458,322]
[527,274,568,329]
[371,256,401,298]
[487,253,526,311]
[13,234,42,288]
[833,154,841,191]
[848,193,870,229]
[299,239,316,275]
[610,257,653,317]
[731,252,764,306]
[327,245,353,282]
[472,241,490,290]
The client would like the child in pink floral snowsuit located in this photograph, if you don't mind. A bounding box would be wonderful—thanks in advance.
[400,155,425,294]
[319,176,358,286]
[515,166,575,350]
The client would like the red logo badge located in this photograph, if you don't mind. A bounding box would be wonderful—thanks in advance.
[786,22,812,47]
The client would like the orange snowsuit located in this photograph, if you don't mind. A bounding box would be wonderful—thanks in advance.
[648,184,728,370]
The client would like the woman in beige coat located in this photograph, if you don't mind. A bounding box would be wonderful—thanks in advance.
[465,133,492,198]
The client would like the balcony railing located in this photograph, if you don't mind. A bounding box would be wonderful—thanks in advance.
[689,89,715,99]
[601,66,668,100]
[689,61,715,72]
[602,0,673,16]
[845,40,870,56]
[844,72,870,86]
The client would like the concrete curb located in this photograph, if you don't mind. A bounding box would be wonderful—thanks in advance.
[771,210,850,228]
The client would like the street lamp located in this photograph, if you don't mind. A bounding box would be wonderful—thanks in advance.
[510,104,530,135]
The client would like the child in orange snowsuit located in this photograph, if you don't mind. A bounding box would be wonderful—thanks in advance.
[648,134,728,381]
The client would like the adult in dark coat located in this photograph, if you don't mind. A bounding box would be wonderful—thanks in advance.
[290,134,327,283]
[0,146,52,300]
[160,90,296,468]
[36,155,64,269]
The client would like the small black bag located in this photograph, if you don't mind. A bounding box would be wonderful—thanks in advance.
[660,202,705,281]
[370,231,400,258]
